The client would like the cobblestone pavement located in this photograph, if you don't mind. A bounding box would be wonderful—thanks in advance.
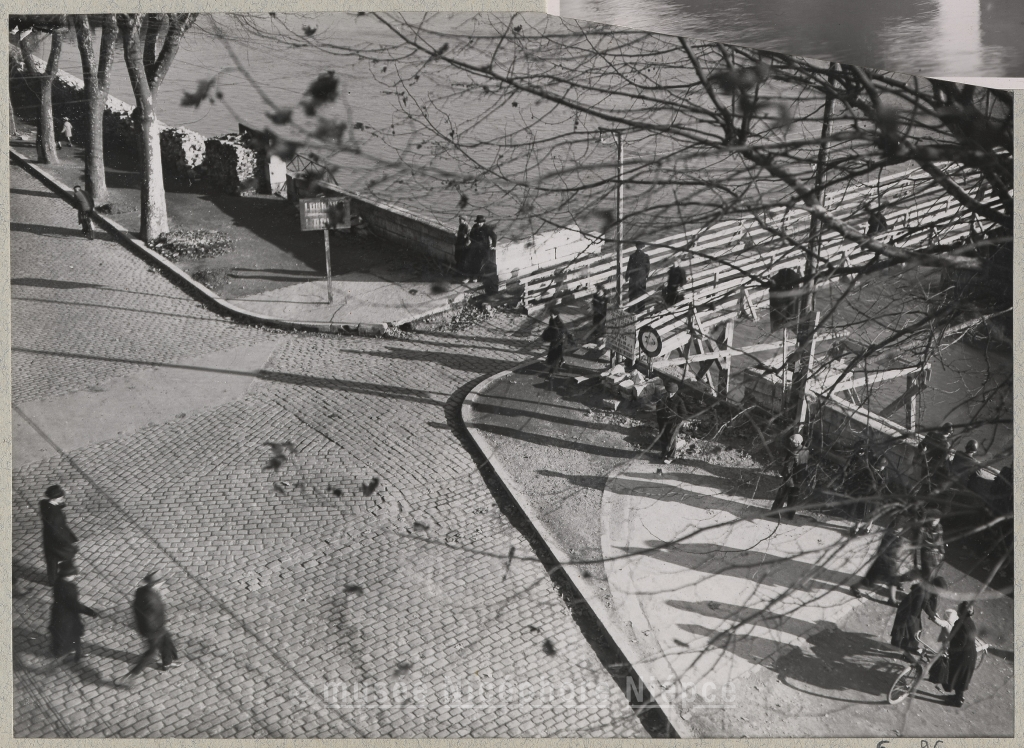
[9,166,647,738]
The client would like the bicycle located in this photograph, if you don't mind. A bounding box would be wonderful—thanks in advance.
[887,625,988,705]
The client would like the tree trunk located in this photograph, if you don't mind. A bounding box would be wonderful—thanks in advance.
[120,16,170,240]
[75,16,109,205]
[786,64,837,434]
[139,110,169,239]
[37,29,63,164]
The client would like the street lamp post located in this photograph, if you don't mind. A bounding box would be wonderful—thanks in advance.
[599,128,625,307]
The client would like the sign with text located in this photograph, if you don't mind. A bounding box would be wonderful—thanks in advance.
[606,309,637,360]
[299,196,350,232]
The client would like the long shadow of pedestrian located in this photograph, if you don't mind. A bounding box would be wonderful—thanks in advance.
[676,619,902,704]
[618,540,861,591]
[13,560,49,588]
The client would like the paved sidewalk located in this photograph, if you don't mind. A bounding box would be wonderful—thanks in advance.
[462,344,1014,737]
[11,137,471,331]
[9,166,647,739]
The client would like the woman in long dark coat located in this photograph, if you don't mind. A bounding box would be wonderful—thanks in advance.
[851,512,908,605]
[890,582,927,659]
[49,565,98,663]
[944,600,978,707]
[890,577,944,661]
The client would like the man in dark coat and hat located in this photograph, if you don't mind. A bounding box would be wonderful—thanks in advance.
[49,563,98,664]
[625,243,651,308]
[467,215,498,283]
[117,571,180,685]
[454,216,472,278]
[943,600,979,707]
[40,485,78,586]
[73,186,96,240]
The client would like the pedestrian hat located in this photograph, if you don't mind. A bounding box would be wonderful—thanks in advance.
[965,439,979,453]
[665,381,679,393]
[44,484,65,500]
[941,422,953,435]
[475,215,485,223]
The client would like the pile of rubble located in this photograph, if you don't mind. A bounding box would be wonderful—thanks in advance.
[596,364,670,412]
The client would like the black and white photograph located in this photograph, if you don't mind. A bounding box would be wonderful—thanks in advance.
[7,10,1014,739]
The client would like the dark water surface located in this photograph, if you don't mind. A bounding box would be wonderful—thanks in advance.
[563,0,1024,78]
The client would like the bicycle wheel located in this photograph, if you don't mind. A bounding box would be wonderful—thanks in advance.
[888,664,922,704]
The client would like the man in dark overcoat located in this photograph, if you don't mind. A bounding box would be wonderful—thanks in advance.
[49,563,98,663]
[663,262,686,306]
[117,572,180,685]
[467,215,498,282]
[625,243,651,307]
[40,485,78,586]
[454,216,472,277]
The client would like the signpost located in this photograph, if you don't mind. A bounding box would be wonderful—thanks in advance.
[299,196,350,304]
[606,308,637,362]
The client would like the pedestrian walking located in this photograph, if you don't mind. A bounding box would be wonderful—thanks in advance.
[73,186,96,240]
[40,485,78,586]
[771,433,809,520]
[917,509,945,581]
[625,243,651,308]
[57,117,73,149]
[117,572,180,686]
[49,563,98,664]
[454,216,471,278]
[662,262,686,306]
[943,600,978,707]
[843,443,874,535]
[541,301,568,387]
[467,215,497,283]
[591,283,608,343]
[658,380,687,463]
[851,512,908,605]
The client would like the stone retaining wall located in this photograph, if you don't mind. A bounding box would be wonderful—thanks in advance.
[11,54,256,195]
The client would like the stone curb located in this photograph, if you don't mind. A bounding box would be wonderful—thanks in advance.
[459,361,690,739]
[10,147,467,337]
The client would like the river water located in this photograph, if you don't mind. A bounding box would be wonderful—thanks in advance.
[562,0,1024,78]
[41,13,1012,469]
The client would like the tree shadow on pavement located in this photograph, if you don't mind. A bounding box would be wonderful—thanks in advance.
[629,540,858,592]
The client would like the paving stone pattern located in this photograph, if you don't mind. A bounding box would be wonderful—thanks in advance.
[9,167,646,738]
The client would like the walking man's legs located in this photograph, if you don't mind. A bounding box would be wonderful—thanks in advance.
[159,632,178,669]
[129,634,163,676]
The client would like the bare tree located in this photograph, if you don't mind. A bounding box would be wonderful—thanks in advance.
[74,14,117,207]
[13,15,67,164]
[117,13,198,241]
